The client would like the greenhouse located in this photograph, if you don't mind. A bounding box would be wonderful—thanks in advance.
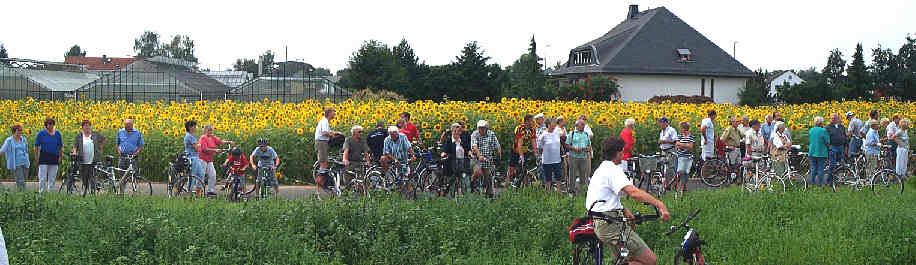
[77,56,230,102]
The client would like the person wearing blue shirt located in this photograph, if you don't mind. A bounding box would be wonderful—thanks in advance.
[1,124,30,190]
[183,120,204,191]
[34,118,63,193]
[863,120,882,175]
[116,119,144,171]
[760,114,774,150]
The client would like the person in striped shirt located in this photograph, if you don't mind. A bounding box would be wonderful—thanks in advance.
[675,122,695,193]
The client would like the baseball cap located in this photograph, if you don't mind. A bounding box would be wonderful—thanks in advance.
[658,117,669,123]
[533,113,545,119]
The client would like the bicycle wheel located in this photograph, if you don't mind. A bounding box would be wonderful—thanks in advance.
[784,171,808,192]
[173,175,205,198]
[59,174,82,194]
[797,156,810,177]
[831,167,854,192]
[743,169,758,192]
[401,175,418,200]
[226,179,241,202]
[572,241,599,265]
[700,159,727,188]
[124,176,153,196]
[872,169,903,195]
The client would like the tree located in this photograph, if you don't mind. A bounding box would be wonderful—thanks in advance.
[160,35,197,63]
[896,35,916,100]
[65,45,87,57]
[0,44,7,59]
[343,40,408,94]
[871,45,898,98]
[453,41,498,101]
[778,69,831,104]
[312,67,332,77]
[822,49,850,100]
[392,38,423,98]
[233,50,275,77]
[505,36,547,99]
[133,31,161,57]
[846,43,870,99]
[738,69,768,106]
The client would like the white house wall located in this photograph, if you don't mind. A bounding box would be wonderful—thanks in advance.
[614,74,747,104]
[767,72,804,97]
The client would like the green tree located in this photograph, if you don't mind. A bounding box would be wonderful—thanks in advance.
[133,31,161,57]
[0,44,7,59]
[160,35,197,63]
[778,69,831,104]
[312,67,332,77]
[65,44,87,57]
[822,49,850,100]
[870,45,898,98]
[392,38,424,99]
[896,35,916,100]
[847,43,870,99]
[233,50,275,77]
[506,36,547,99]
[738,69,769,106]
[343,40,408,93]
[453,41,498,101]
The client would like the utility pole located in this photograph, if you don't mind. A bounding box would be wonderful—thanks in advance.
[733,41,738,59]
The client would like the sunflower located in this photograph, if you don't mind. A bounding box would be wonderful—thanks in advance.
[296,128,304,135]
[424,132,432,139]
[434,124,442,132]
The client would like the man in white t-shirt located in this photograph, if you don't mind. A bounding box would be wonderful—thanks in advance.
[586,136,670,265]
[314,107,342,186]
[699,110,717,160]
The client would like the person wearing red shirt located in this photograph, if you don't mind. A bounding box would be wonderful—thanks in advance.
[222,147,249,193]
[619,118,636,171]
[399,112,420,143]
[199,125,235,196]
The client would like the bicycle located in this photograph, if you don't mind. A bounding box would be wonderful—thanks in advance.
[167,152,205,198]
[699,147,744,188]
[768,154,808,192]
[59,154,82,194]
[870,144,904,195]
[665,209,706,265]
[223,166,254,202]
[93,154,152,196]
[742,155,773,192]
[507,154,538,190]
[469,156,498,198]
[831,151,869,192]
[252,165,278,199]
[571,201,660,265]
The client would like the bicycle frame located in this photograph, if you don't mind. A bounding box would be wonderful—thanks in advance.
[667,209,705,265]
[94,155,139,194]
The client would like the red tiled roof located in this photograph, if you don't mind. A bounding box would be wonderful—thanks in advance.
[64,56,137,71]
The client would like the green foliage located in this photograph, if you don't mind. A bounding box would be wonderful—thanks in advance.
[847,43,870,99]
[739,69,769,106]
[896,35,916,100]
[823,49,846,89]
[133,31,161,57]
[0,43,7,59]
[871,45,898,97]
[505,36,548,99]
[2,185,914,264]
[556,75,620,101]
[159,35,197,63]
[233,50,275,77]
[341,40,408,95]
[64,45,86,57]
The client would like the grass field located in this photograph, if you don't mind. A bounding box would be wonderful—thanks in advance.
[1,183,915,264]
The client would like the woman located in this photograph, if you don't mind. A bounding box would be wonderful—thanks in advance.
[808,117,830,186]
[537,118,563,193]
[619,118,636,171]
[675,122,695,193]
[1,124,30,190]
[198,125,235,196]
[441,122,471,195]
[863,120,882,177]
[72,120,107,193]
[891,118,910,178]
[34,117,63,193]
[770,122,791,177]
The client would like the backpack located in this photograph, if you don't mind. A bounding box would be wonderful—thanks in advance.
[568,217,597,243]
[328,134,346,149]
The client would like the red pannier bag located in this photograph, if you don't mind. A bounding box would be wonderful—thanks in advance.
[568,217,597,243]
[715,139,726,157]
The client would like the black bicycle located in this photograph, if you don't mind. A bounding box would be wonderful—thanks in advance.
[167,152,205,198]
[571,201,660,265]
[59,154,82,194]
[666,209,706,265]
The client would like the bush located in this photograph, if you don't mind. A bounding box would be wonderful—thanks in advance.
[556,75,620,101]
[1,186,914,264]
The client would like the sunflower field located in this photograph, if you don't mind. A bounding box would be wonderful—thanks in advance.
[1,98,913,183]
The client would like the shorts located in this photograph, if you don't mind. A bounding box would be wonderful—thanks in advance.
[677,156,693,174]
[594,212,649,259]
[315,140,329,162]
[542,163,562,182]
[509,152,521,167]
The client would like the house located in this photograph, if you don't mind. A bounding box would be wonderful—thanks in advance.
[64,55,137,71]
[551,5,755,103]
[78,56,230,101]
[765,70,804,97]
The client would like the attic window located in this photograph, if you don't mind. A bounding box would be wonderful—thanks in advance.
[677,49,692,61]
[570,50,594,66]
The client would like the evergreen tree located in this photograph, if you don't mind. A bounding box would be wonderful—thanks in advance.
[65,45,87,57]
[847,43,870,99]
[0,44,7,59]
[870,45,898,98]
[822,49,850,100]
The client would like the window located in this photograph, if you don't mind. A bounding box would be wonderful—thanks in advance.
[569,50,594,66]
[677,48,692,61]
[710,79,715,99]
[701,78,705,96]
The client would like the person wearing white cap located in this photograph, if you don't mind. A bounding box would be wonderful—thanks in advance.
[471,120,501,197]
[846,111,864,160]
[534,113,547,136]
[381,126,415,173]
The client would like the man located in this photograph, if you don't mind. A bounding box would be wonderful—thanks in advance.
[342,125,371,186]
[826,113,847,185]
[399,112,420,143]
[382,126,415,172]
[198,125,235,196]
[508,115,536,187]
[737,116,750,136]
[657,117,678,178]
[250,138,280,195]
[886,115,901,160]
[367,121,388,161]
[534,113,547,136]
[586,136,670,265]
[720,117,743,168]
[566,119,592,196]
[760,114,774,150]
[578,114,595,138]
[846,111,864,159]
[314,107,343,186]
[471,120,501,197]
[744,120,765,159]
[116,119,144,171]
[700,110,717,161]
[808,117,831,186]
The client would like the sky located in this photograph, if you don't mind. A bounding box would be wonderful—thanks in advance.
[2,0,914,74]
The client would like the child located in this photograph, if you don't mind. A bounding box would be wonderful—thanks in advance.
[222,147,249,193]
[250,138,280,196]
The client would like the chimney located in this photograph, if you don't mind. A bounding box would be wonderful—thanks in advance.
[627,4,639,19]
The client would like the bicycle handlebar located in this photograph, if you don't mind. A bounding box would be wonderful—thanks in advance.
[587,201,660,225]
[666,209,701,236]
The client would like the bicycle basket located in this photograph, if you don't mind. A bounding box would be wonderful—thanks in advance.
[638,156,658,173]
[568,217,597,243]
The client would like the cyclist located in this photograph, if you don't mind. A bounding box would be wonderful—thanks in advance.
[770,122,791,177]
[183,120,205,192]
[471,120,501,196]
[342,125,371,186]
[743,120,767,175]
[657,117,678,177]
[585,136,670,265]
[720,117,743,182]
[508,114,536,188]
[250,138,280,196]
[222,147,249,193]
[846,111,865,160]
[381,126,415,173]
[675,122,695,193]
